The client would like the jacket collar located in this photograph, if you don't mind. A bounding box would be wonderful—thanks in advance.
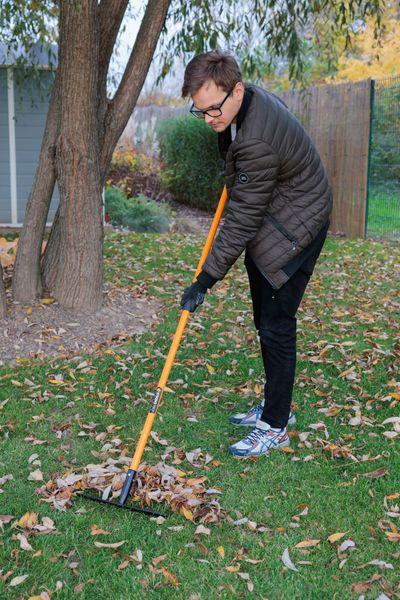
[218,84,253,160]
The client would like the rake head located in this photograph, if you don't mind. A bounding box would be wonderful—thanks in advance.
[76,468,165,518]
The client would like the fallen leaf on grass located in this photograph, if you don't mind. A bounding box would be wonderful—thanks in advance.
[90,525,111,535]
[195,524,210,535]
[28,469,43,482]
[338,539,356,552]
[364,467,388,479]
[281,548,298,571]
[93,540,125,549]
[16,533,33,551]
[350,573,382,594]
[294,539,320,548]
[8,574,28,587]
[217,546,225,558]
[160,566,179,586]
[18,512,38,529]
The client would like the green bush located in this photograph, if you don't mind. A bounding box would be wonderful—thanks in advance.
[156,116,224,212]
[104,186,171,233]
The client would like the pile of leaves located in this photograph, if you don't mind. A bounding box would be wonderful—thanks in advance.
[37,458,224,524]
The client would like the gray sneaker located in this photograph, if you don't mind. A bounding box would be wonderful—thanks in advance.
[229,402,296,427]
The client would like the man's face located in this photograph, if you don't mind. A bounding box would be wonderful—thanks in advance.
[191,79,245,132]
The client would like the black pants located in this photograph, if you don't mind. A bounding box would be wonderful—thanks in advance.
[244,234,328,428]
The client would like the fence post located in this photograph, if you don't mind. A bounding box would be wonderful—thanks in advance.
[365,78,375,238]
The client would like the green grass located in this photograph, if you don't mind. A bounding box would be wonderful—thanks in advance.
[0,231,399,599]
[366,187,400,240]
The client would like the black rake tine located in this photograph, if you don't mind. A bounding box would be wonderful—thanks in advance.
[76,492,165,518]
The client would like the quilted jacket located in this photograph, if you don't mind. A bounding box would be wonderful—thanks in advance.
[201,82,333,289]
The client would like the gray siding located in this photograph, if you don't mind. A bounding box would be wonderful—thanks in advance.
[0,69,11,222]
[13,70,59,223]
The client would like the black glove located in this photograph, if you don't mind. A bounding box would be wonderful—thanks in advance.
[180,281,208,313]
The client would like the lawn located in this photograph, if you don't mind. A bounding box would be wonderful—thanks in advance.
[0,230,399,599]
[366,187,400,241]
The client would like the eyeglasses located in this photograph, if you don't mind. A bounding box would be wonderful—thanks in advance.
[190,87,233,119]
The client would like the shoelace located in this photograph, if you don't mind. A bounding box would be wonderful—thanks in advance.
[245,427,269,444]
[247,402,263,416]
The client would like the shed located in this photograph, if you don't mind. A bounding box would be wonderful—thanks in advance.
[0,43,59,226]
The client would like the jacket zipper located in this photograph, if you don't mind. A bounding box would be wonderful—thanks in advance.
[265,213,298,251]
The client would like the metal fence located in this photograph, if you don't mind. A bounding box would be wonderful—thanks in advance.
[366,76,400,241]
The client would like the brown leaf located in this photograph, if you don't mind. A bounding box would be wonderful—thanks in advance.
[91,524,111,535]
[364,467,388,479]
[160,566,179,586]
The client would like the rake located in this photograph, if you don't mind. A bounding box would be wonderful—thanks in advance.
[79,186,228,516]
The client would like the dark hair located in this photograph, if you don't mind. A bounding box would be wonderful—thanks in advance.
[181,50,242,98]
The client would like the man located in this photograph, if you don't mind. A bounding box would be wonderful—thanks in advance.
[180,50,332,458]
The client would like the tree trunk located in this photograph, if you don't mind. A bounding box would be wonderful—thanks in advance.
[53,0,103,312]
[12,74,60,302]
[14,0,170,314]
[0,262,6,319]
[41,205,60,292]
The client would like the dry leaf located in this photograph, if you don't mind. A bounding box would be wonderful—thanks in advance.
[16,533,33,551]
[91,525,111,535]
[217,546,225,558]
[327,532,346,543]
[194,525,210,535]
[18,512,38,529]
[9,574,28,587]
[294,539,320,548]
[364,467,388,479]
[28,469,43,482]
[93,540,125,549]
[160,566,179,586]
[281,548,298,571]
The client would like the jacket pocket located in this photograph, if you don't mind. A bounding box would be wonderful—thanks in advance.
[265,213,298,252]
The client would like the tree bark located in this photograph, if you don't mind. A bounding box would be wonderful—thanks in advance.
[12,73,60,302]
[0,263,6,319]
[53,0,103,312]
[14,0,171,314]
[41,205,60,292]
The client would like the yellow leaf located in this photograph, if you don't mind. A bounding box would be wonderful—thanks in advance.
[206,363,215,374]
[327,532,346,543]
[180,507,194,521]
[217,546,225,558]
[254,383,262,395]
[18,512,38,529]
[47,379,66,386]
[295,539,321,548]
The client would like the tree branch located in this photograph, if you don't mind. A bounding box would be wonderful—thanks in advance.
[100,0,171,178]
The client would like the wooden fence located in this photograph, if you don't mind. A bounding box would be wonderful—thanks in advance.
[280,79,372,238]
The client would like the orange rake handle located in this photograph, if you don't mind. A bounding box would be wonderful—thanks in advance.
[117,186,228,506]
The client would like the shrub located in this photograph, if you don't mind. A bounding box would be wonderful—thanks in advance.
[104,186,171,233]
[156,116,224,212]
[107,146,165,200]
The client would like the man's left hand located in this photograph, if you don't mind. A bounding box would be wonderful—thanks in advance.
[180,281,207,313]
